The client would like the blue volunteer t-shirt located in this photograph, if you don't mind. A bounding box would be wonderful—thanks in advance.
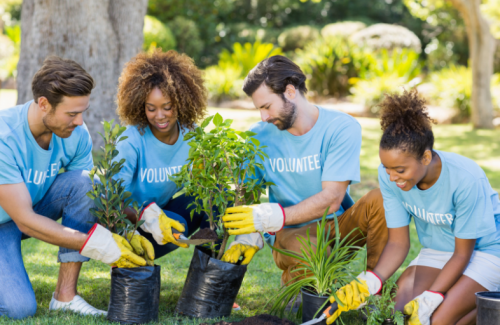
[379,150,500,257]
[250,106,362,228]
[113,124,191,209]
[0,100,94,224]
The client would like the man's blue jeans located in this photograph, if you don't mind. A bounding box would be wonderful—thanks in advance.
[0,170,97,319]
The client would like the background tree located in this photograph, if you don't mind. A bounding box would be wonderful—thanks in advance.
[16,0,148,147]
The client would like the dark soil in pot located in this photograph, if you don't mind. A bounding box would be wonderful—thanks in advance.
[175,246,247,318]
[191,228,218,240]
[201,314,296,325]
[301,287,336,325]
[107,265,161,324]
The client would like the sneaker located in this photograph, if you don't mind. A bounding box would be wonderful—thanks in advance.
[232,302,241,311]
[49,293,107,316]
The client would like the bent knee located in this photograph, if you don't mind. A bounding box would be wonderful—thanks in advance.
[0,295,37,319]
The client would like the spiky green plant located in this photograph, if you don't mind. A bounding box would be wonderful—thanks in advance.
[268,209,364,318]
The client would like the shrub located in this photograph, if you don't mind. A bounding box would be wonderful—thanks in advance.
[295,36,373,98]
[278,25,320,52]
[351,48,422,113]
[167,16,203,61]
[321,21,366,41]
[143,15,176,52]
[426,65,472,117]
[204,65,244,103]
[0,25,19,80]
[350,23,421,53]
[219,41,283,78]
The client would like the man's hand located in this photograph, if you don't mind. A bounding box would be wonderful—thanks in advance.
[127,233,155,266]
[221,233,264,265]
[404,291,444,325]
[80,224,147,268]
[222,204,285,235]
[139,203,188,248]
[326,271,382,324]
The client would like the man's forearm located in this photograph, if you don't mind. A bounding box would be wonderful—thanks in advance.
[17,212,87,251]
[284,188,343,225]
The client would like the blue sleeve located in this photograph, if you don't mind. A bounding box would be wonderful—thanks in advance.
[378,164,411,228]
[0,143,23,185]
[321,119,361,184]
[113,138,138,192]
[65,125,94,172]
[453,177,496,239]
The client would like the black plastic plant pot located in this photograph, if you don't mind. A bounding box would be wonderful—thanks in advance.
[175,246,247,318]
[476,291,500,325]
[107,265,161,324]
[301,288,334,325]
[381,319,395,325]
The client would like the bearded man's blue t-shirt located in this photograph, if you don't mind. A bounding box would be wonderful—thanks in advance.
[250,106,362,228]
[113,125,191,209]
[0,101,94,224]
[379,150,500,257]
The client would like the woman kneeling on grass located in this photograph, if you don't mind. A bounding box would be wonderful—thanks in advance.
[327,89,500,325]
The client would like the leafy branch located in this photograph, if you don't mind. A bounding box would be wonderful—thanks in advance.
[86,120,144,243]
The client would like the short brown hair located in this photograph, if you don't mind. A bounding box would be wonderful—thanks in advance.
[243,55,307,97]
[116,49,207,133]
[32,56,95,108]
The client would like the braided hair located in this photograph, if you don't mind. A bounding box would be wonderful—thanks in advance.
[379,89,435,159]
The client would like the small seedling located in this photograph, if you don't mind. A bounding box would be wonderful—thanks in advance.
[362,278,405,325]
[86,120,144,244]
[173,113,272,259]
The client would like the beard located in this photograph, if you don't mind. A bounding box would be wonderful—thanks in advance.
[42,114,74,138]
[268,96,297,130]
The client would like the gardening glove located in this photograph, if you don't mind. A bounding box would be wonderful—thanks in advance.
[127,232,155,266]
[221,233,264,265]
[326,271,382,325]
[80,224,147,268]
[222,203,285,235]
[404,291,444,325]
[139,202,189,248]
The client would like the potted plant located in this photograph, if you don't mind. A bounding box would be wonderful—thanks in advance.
[87,120,160,324]
[268,210,363,325]
[172,113,270,318]
[361,278,405,325]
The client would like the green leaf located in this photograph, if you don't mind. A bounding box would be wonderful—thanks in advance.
[201,115,214,128]
[213,113,223,126]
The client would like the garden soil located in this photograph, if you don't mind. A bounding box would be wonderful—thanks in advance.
[202,314,296,325]
[191,228,218,240]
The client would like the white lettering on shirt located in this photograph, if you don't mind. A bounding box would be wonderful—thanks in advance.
[269,154,322,174]
[140,165,186,184]
[402,201,454,226]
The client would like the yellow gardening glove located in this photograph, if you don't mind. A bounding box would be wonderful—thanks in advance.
[403,291,444,325]
[80,224,147,268]
[127,233,155,266]
[140,203,189,248]
[326,271,382,325]
[221,244,259,265]
[222,203,285,235]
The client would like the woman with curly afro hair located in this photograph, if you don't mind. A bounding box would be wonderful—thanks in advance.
[330,89,500,325]
[112,49,216,260]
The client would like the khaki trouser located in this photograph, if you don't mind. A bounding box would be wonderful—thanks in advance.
[272,188,388,284]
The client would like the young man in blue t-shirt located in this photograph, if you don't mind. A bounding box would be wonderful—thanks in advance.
[222,55,388,285]
[0,56,150,319]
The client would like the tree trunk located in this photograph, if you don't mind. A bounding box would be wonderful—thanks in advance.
[17,0,148,147]
[449,0,495,129]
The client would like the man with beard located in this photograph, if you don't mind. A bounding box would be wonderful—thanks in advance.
[0,56,150,319]
[222,56,388,297]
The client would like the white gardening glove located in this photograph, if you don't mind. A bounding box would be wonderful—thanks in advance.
[79,224,146,268]
[221,233,264,265]
[139,202,188,248]
[222,203,285,235]
[404,290,444,325]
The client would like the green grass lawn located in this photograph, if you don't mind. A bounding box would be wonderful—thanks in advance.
[2,107,500,324]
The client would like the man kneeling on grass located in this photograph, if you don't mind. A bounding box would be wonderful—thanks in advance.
[222,56,388,303]
[0,56,150,319]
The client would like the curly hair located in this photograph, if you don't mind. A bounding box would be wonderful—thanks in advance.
[379,89,435,159]
[116,49,207,133]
